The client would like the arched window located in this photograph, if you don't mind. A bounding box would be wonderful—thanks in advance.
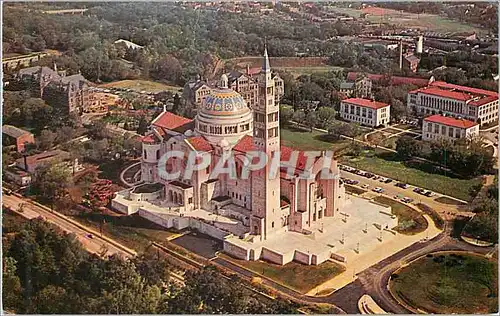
[271,221,274,228]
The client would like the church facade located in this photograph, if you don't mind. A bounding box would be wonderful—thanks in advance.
[115,48,348,265]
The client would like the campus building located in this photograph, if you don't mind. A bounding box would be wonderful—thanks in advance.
[2,125,35,153]
[113,48,398,266]
[422,114,479,142]
[340,75,372,99]
[183,67,284,110]
[407,81,499,126]
[15,66,92,114]
[340,98,390,127]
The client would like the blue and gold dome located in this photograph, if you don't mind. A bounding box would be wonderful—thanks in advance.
[201,88,249,116]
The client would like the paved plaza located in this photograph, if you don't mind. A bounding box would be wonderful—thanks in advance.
[230,194,399,263]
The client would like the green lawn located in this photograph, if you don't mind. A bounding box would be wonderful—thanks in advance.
[344,184,367,195]
[280,126,350,153]
[435,196,467,206]
[72,212,177,252]
[391,253,498,314]
[340,150,481,201]
[99,80,182,93]
[373,196,428,234]
[220,254,345,294]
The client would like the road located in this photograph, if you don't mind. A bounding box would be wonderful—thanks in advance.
[326,222,494,314]
[3,193,133,258]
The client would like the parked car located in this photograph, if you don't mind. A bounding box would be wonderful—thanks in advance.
[396,182,409,189]
[365,173,375,178]
[424,191,434,197]
[378,177,386,182]
[402,197,414,203]
[86,234,94,239]
[362,184,370,189]
[373,175,380,180]
[373,187,384,193]
[357,170,366,176]
[384,178,393,183]
[413,187,425,194]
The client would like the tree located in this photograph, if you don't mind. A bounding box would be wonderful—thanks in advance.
[395,136,421,160]
[172,93,181,114]
[305,111,317,132]
[88,120,109,140]
[344,123,361,143]
[37,130,58,151]
[316,107,336,129]
[390,99,407,122]
[279,105,294,127]
[31,162,72,204]
[292,110,306,125]
[2,257,22,311]
[137,116,149,135]
[151,55,183,84]
[368,132,384,149]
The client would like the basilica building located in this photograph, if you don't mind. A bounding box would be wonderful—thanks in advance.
[113,48,373,265]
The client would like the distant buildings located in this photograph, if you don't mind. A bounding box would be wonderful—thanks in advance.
[422,114,479,142]
[183,67,284,110]
[2,125,35,153]
[340,98,390,127]
[402,52,421,73]
[340,75,372,98]
[407,81,499,126]
[15,66,91,114]
[346,72,432,87]
[4,149,82,186]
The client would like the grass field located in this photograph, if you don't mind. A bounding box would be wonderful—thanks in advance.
[340,150,481,201]
[390,253,498,314]
[328,6,484,34]
[373,196,428,234]
[281,126,350,152]
[72,213,177,252]
[435,196,467,206]
[345,184,367,195]
[220,253,345,294]
[99,80,182,93]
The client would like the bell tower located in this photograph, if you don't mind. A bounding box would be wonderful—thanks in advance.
[250,45,281,240]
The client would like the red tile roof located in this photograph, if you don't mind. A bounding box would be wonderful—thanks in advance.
[152,111,193,133]
[342,98,389,110]
[141,134,157,144]
[186,136,213,152]
[233,135,318,172]
[430,81,498,97]
[424,115,478,129]
[469,95,498,107]
[410,87,473,101]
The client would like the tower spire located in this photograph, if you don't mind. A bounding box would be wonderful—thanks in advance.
[262,40,271,73]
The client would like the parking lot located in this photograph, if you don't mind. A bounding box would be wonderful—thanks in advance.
[339,164,459,210]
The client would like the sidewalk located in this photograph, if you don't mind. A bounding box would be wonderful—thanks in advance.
[306,213,441,296]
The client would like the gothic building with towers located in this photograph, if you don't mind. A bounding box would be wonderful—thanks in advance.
[113,47,356,265]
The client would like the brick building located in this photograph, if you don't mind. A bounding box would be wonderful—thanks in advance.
[2,125,35,153]
[15,66,91,114]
